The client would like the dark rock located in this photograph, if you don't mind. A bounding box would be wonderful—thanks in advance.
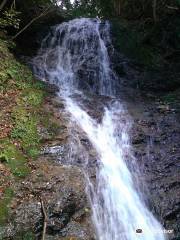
[3,162,94,239]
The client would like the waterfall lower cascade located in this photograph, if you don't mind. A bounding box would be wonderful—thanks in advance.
[33,18,167,240]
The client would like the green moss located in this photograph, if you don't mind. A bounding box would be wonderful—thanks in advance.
[0,140,29,177]
[0,188,14,225]
[0,38,39,91]
[11,106,41,156]
[21,88,44,107]
[0,37,46,160]
[0,38,34,92]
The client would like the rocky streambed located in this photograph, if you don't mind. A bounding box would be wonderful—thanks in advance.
[1,84,180,240]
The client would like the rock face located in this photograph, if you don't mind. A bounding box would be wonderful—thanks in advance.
[12,162,94,240]
[128,93,180,240]
[1,85,179,240]
[2,86,180,240]
[1,93,95,240]
[45,89,180,240]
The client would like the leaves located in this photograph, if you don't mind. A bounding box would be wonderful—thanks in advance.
[0,9,21,29]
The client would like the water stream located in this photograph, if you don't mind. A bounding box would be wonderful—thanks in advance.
[33,18,166,240]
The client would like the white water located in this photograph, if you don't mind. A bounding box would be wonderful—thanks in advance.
[33,18,166,240]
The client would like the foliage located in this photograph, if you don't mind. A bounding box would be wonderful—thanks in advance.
[111,14,180,91]
[21,89,44,107]
[0,8,21,29]
[9,87,45,158]
[0,35,48,234]
[0,38,34,91]
[0,37,45,159]
[10,103,41,158]
[57,0,180,20]
[112,20,162,67]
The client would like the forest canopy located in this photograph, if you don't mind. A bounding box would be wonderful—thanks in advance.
[0,0,179,89]
[1,0,179,32]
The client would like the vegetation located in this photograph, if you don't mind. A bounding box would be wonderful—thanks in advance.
[0,0,178,91]
[0,37,46,226]
[0,140,29,177]
[0,188,14,225]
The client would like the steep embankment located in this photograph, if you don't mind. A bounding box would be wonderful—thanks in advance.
[0,36,45,235]
[0,36,94,240]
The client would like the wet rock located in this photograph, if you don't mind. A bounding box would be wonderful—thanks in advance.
[43,82,60,94]
[3,161,94,239]
[2,77,179,240]
[128,98,180,240]
[132,133,146,144]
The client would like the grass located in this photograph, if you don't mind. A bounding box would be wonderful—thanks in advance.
[10,105,41,158]
[0,188,14,225]
[0,36,46,159]
[0,140,29,177]
[0,35,46,229]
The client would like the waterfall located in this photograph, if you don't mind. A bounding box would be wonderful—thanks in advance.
[33,18,167,240]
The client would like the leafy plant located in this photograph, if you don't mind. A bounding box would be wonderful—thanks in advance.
[0,9,21,29]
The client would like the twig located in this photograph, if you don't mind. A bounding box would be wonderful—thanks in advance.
[40,197,48,240]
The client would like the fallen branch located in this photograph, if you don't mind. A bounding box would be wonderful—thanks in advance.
[40,197,48,240]
[12,6,52,40]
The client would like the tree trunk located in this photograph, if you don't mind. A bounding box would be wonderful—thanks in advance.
[0,0,8,11]
[153,0,157,22]
[118,0,121,16]
[113,0,121,16]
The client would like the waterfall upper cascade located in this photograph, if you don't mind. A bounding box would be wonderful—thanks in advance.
[33,18,167,240]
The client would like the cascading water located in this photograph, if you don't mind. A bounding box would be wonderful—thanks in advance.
[33,18,167,240]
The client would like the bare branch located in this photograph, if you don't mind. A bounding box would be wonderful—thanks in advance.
[12,6,52,40]
[40,198,48,240]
